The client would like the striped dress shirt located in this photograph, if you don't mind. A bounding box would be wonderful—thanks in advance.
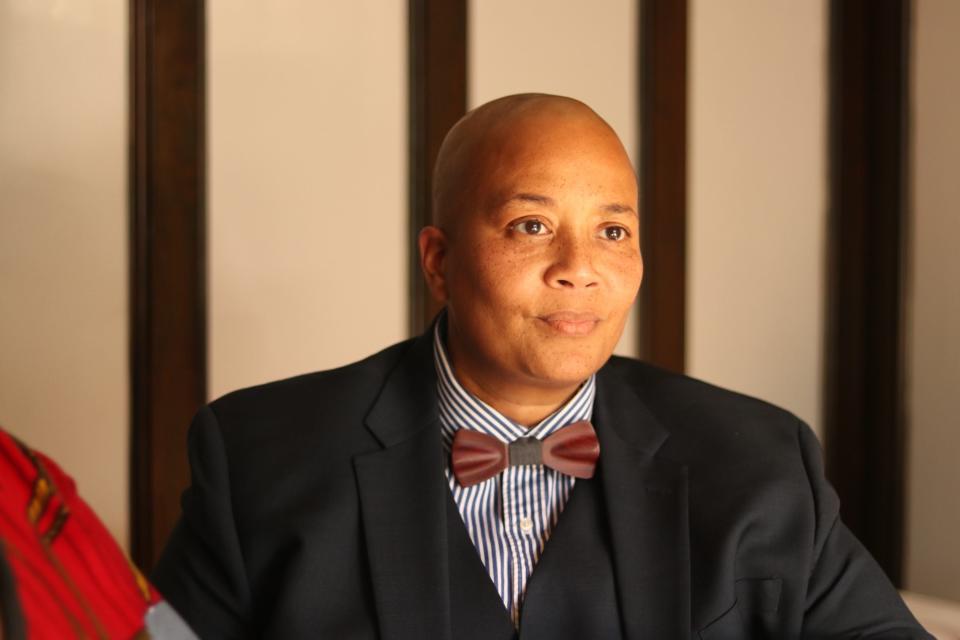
[433,322,596,625]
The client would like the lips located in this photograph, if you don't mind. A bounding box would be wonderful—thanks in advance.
[537,311,602,336]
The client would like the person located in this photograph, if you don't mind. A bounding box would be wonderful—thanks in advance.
[152,94,931,639]
[0,427,198,639]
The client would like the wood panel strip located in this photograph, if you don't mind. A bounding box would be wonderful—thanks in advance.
[129,0,207,571]
[638,0,688,373]
[824,0,911,586]
[408,0,468,334]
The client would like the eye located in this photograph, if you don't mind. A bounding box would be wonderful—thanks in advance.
[511,219,550,236]
[601,225,629,241]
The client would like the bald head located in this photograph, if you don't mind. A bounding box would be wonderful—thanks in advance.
[431,94,635,235]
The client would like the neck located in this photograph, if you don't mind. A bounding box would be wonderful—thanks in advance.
[457,370,579,427]
[445,333,582,429]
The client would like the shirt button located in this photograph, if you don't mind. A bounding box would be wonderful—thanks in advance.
[519,516,533,534]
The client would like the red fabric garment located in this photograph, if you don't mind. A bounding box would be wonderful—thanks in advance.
[0,429,160,639]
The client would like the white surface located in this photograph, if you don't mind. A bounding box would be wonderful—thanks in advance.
[0,0,128,547]
[902,591,960,640]
[469,0,639,358]
[208,1,408,398]
[905,0,960,604]
[687,0,827,433]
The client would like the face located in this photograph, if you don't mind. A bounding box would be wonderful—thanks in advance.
[422,110,643,393]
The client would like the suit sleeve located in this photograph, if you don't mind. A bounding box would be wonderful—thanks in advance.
[151,405,253,640]
[797,421,933,639]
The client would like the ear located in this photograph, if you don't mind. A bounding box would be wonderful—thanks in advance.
[418,225,449,304]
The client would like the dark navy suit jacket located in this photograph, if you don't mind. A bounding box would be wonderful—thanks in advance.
[152,328,930,639]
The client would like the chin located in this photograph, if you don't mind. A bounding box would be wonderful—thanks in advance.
[525,345,608,386]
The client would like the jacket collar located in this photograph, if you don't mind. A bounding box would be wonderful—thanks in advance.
[363,327,439,448]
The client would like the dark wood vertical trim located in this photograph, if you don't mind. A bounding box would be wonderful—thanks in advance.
[825,0,911,586]
[130,0,206,571]
[408,0,467,334]
[638,0,688,372]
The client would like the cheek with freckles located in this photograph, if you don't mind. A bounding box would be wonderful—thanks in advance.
[455,238,541,314]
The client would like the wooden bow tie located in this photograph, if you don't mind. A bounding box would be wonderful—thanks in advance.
[451,420,601,487]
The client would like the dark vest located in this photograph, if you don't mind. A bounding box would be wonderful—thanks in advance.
[446,476,625,640]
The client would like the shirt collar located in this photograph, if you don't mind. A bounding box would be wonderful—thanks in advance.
[432,315,596,449]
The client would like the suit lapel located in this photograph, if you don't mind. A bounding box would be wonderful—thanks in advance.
[594,365,691,640]
[353,331,453,640]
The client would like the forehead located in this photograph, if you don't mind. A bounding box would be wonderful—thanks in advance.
[475,118,637,206]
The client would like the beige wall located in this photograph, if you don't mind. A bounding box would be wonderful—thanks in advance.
[906,0,960,602]
[208,1,408,399]
[0,1,128,546]
[688,0,827,433]
[468,0,639,357]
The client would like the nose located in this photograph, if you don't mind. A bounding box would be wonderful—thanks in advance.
[544,235,600,289]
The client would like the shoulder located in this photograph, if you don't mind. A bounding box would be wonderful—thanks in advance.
[193,337,421,473]
[600,355,811,473]
[602,355,802,431]
[185,337,424,516]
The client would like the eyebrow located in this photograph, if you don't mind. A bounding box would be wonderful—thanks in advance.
[503,193,637,218]
[602,203,638,217]
[507,193,555,207]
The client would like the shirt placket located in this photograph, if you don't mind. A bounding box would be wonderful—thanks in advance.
[500,466,520,624]
[501,465,548,625]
